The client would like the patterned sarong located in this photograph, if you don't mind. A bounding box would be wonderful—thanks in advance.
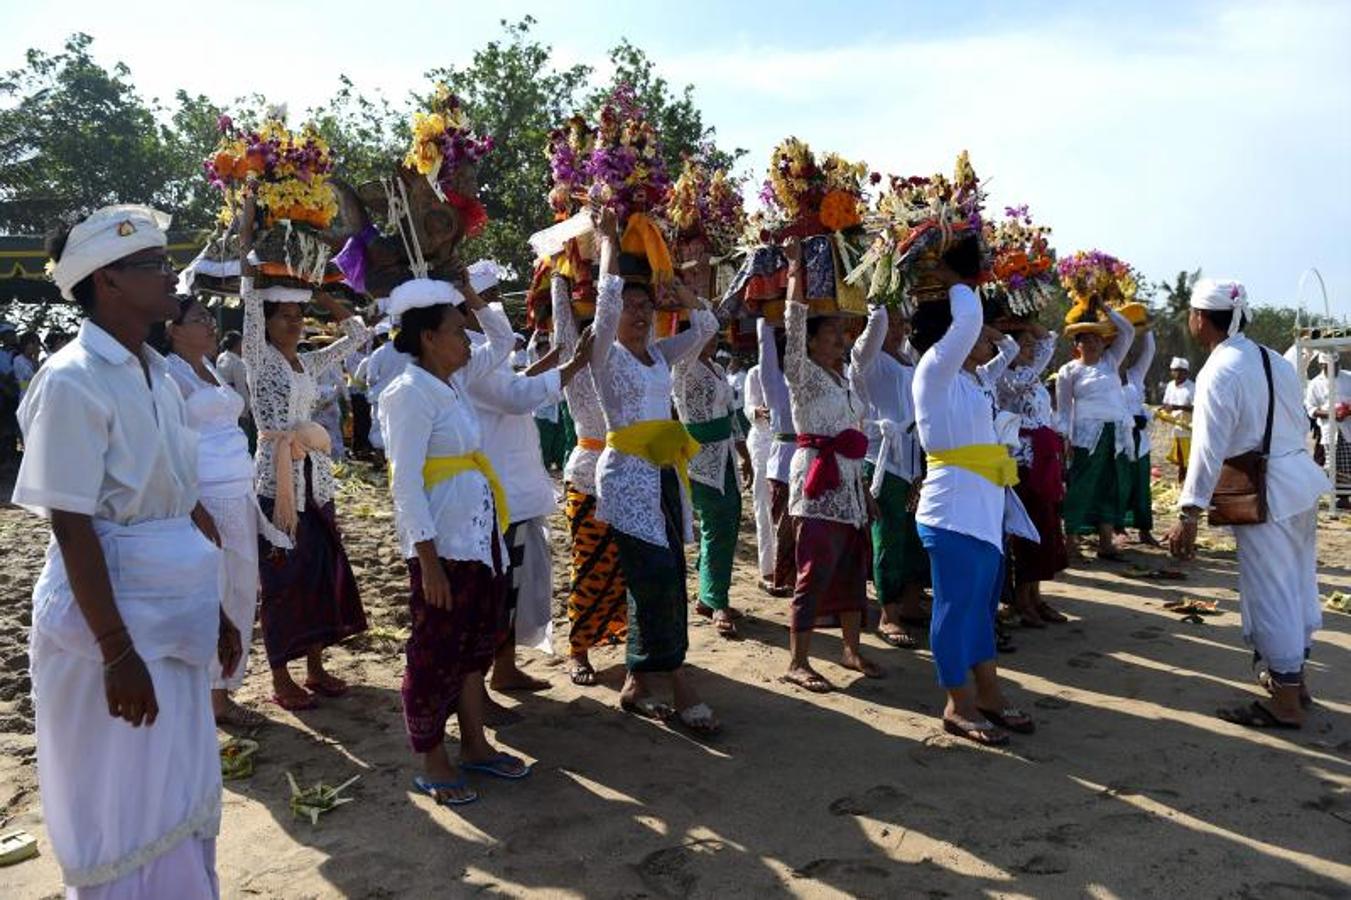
[564,488,628,653]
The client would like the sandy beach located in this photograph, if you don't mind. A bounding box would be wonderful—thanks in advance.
[1,460,1349,899]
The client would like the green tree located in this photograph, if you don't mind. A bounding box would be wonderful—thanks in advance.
[0,34,190,232]
[306,75,406,190]
[589,39,744,175]
[426,17,593,284]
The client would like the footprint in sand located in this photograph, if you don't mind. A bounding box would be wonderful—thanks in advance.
[828,784,908,816]
[792,857,892,884]
[1066,651,1103,669]
[636,840,725,899]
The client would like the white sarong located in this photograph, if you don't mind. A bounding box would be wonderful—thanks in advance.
[1233,506,1322,674]
[748,422,775,579]
[510,517,555,653]
[30,516,223,890]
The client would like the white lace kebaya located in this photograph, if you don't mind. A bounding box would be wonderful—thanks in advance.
[995,333,1057,468]
[241,277,369,534]
[1055,307,1136,459]
[591,273,718,548]
[553,274,607,496]
[672,355,743,492]
[784,300,868,527]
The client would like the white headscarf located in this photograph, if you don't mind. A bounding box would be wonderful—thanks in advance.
[1190,278,1250,338]
[386,278,464,319]
[1169,357,1190,371]
[51,205,171,302]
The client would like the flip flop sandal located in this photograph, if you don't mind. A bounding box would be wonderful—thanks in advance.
[878,630,918,649]
[0,829,38,867]
[621,696,676,722]
[942,716,1009,746]
[271,692,318,711]
[979,706,1037,735]
[714,617,739,639]
[413,775,479,806]
[1216,701,1302,730]
[996,631,1017,653]
[461,752,533,780]
[568,662,597,686]
[216,702,267,728]
[304,678,350,698]
[1256,671,1314,710]
[780,672,834,694]
[675,702,721,736]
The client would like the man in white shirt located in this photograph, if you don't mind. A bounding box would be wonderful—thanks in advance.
[1161,357,1195,482]
[528,331,566,472]
[16,206,239,896]
[464,261,594,697]
[1168,279,1330,729]
[1303,353,1351,509]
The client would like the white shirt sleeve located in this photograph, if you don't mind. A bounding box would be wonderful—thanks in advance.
[12,370,110,516]
[1178,366,1240,509]
[381,380,439,547]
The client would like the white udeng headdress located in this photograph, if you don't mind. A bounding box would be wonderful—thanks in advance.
[51,205,171,302]
[467,259,511,294]
[386,278,465,319]
[1190,278,1250,338]
[1169,357,1190,371]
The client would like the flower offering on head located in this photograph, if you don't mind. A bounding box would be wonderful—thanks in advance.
[846,150,987,309]
[583,83,671,226]
[764,138,867,236]
[667,154,746,256]
[985,204,1058,316]
[402,84,493,237]
[204,112,338,230]
[546,114,596,219]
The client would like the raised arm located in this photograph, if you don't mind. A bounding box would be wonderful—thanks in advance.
[654,305,717,367]
[977,333,1019,390]
[302,308,370,378]
[552,272,579,355]
[850,306,887,376]
[756,317,789,413]
[1126,330,1156,392]
[782,237,808,386]
[460,302,517,385]
[240,277,267,376]
[1029,331,1057,377]
[921,283,982,386]
[1103,307,1135,368]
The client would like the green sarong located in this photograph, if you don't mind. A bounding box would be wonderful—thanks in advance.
[863,462,928,604]
[1123,424,1153,532]
[536,415,566,471]
[690,461,741,610]
[686,415,733,444]
[615,468,689,672]
[1063,423,1132,535]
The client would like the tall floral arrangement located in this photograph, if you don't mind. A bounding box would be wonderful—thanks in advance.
[403,84,494,238]
[1057,249,1143,331]
[759,137,868,236]
[204,110,337,229]
[985,204,1057,316]
[583,83,671,225]
[667,155,746,256]
[846,150,986,307]
[546,114,595,219]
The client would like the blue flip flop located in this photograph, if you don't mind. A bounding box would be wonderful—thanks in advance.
[412,775,478,806]
[460,752,532,780]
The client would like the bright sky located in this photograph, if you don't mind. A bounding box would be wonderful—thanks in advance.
[7,0,1350,316]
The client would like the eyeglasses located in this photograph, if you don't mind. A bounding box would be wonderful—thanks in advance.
[110,258,176,276]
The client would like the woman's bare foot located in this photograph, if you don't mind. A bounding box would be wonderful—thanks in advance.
[840,649,885,679]
[271,668,316,710]
[567,652,597,686]
[490,665,550,693]
[214,690,266,727]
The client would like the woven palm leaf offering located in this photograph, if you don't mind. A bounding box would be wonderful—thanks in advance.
[1058,249,1148,338]
[188,108,345,297]
[720,137,870,324]
[335,84,495,299]
[844,150,986,317]
[981,204,1059,319]
[526,85,675,328]
[662,154,747,336]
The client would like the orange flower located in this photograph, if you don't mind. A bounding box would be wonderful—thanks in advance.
[819,189,861,232]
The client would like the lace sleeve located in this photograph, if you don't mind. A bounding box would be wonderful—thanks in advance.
[241,277,266,376]
[1104,307,1135,369]
[784,299,808,386]
[302,315,370,378]
[589,273,623,382]
[1126,331,1156,392]
[654,304,717,368]
[382,380,439,546]
[552,274,578,356]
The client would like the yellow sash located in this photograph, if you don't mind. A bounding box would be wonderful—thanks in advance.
[926,444,1019,488]
[420,452,511,534]
[606,419,701,496]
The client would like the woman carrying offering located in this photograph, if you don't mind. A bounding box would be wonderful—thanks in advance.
[553,272,628,686]
[163,296,290,726]
[1122,327,1158,544]
[912,238,1038,746]
[379,274,531,805]
[240,199,369,711]
[672,326,753,638]
[850,303,926,649]
[590,207,720,734]
[996,322,1069,627]
[781,237,883,692]
[1055,300,1136,560]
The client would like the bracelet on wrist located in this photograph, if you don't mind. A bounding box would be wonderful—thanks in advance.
[103,643,136,674]
[95,625,129,645]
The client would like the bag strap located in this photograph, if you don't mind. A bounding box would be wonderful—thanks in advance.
[1258,345,1274,456]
